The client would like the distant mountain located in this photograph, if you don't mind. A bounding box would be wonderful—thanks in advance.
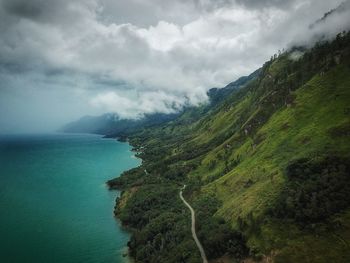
[61,71,260,137]
[207,68,261,107]
[61,112,179,138]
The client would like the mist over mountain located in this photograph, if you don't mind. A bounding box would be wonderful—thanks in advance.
[62,68,261,136]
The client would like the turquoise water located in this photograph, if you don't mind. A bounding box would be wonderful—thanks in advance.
[0,133,140,263]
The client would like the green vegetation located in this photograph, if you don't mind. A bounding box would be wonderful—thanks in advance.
[108,32,350,262]
[271,157,350,225]
[191,193,248,260]
[118,185,201,263]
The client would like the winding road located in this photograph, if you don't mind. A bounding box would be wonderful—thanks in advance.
[180,185,208,263]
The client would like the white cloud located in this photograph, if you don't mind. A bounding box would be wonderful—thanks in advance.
[90,90,193,119]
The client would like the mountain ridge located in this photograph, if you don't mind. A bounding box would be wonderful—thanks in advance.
[107,31,350,263]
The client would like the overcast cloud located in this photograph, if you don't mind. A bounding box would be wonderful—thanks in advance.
[0,0,349,132]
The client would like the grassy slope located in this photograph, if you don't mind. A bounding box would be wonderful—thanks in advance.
[205,63,350,217]
[200,64,350,262]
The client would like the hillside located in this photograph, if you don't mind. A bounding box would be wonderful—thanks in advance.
[108,32,350,263]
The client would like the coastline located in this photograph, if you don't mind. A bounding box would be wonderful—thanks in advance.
[104,130,251,262]
[108,137,142,263]
[105,135,206,263]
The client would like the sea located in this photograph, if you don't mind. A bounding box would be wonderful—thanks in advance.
[0,133,140,263]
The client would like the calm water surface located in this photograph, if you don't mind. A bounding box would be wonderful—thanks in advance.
[0,133,140,263]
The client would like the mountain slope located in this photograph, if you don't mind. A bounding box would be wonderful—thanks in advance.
[108,31,350,263]
[61,69,260,137]
[207,68,261,108]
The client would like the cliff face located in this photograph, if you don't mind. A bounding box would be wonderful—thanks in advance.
[109,33,350,263]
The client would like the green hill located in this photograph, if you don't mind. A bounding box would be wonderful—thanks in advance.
[108,32,350,263]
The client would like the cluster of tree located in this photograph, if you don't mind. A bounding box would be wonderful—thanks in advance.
[118,185,180,229]
[192,193,249,260]
[107,167,145,189]
[128,211,199,263]
[116,183,202,262]
[270,156,350,225]
[113,162,249,262]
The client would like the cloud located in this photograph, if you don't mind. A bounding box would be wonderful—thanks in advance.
[90,90,191,119]
[0,0,349,132]
[235,0,297,9]
[2,0,43,19]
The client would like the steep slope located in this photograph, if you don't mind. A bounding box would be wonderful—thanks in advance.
[201,58,350,263]
[109,32,350,263]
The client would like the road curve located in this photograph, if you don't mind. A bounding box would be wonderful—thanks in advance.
[180,185,208,263]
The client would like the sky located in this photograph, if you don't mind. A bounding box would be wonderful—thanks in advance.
[0,0,349,133]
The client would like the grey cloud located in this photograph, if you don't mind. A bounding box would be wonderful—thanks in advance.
[2,0,43,19]
[235,0,297,9]
[190,0,297,11]
[1,0,98,28]
[0,0,349,132]
[1,0,68,23]
[91,75,127,89]
[98,0,200,27]
[97,0,297,27]
[311,0,350,28]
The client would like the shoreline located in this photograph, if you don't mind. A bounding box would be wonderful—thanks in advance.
[108,137,142,263]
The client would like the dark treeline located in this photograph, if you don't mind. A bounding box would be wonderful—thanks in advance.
[271,156,350,225]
